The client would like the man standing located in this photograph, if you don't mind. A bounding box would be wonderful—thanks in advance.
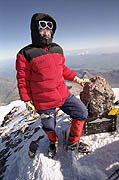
[16,13,90,158]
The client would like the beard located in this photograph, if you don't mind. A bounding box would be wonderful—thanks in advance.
[39,36,52,46]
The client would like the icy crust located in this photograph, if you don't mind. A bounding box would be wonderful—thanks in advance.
[0,100,119,180]
[0,100,24,125]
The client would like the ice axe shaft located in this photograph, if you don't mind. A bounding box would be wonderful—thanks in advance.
[80,72,86,79]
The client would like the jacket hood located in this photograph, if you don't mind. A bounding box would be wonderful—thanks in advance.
[30,13,56,46]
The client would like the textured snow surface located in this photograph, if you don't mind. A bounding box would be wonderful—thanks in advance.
[0,89,119,180]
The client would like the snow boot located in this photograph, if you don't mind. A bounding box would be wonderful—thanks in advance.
[48,141,58,159]
[66,141,91,154]
[63,119,84,149]
[28,141,38,158]
[62,119,91,154]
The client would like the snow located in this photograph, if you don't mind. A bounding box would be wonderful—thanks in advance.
[112,88,119,103]
[0,100,24,125]
[0,89,119,180]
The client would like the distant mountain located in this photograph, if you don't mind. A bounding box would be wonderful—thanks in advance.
[0,58,16,78]
[65,53,119,72]
[0,68,119,105]
[103,70,119,87]
[1,48,119,78]
[0,48,119,105]
[0,77,19,105]
[65,46,119,56]
[74,69,119,88]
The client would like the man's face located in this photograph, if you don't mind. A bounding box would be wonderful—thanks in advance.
[38,21,53,45]
[39,28,52,40]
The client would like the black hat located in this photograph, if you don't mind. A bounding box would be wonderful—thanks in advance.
[30,13,56,46]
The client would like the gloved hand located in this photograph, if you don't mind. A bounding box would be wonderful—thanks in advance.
[73,76,90,86]
[25,100,36,114]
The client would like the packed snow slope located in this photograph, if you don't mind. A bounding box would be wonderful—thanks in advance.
[0,89,119,180]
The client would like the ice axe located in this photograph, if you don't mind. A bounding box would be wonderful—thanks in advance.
[80,71,87,79]
[78,71,90,86]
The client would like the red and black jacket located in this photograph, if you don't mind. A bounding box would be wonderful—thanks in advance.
[16,13,76,111]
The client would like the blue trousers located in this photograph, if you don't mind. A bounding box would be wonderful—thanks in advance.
[37,94,88,132]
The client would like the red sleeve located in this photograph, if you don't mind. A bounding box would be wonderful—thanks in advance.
[62,55,77,81]
[16,53,32,101]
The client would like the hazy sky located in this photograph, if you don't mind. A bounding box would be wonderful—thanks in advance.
[0,0,119,60]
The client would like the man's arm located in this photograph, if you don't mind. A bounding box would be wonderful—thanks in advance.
[63,64,77,81]
[16,53,36,114]
[62,55,89,86]
[16,53,32,101]
[62,55,76,81]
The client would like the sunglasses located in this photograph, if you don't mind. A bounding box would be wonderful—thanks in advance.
[39,21,53,30]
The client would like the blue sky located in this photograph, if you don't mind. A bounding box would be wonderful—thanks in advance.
[0,0,119,60]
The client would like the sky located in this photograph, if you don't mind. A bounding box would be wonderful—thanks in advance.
[0,0,119,60]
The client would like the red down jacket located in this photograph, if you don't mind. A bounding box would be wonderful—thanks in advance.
[16,44,76,111]
[16,13,76,111]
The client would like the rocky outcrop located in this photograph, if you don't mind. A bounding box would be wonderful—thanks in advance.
[80,76,115,118]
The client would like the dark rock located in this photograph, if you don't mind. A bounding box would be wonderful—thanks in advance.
[0,147,10,159]
[80,76,115,118]
[1,107,17,127]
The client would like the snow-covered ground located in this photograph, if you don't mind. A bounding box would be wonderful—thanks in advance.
[0,100,23,125]
[113,88,119,103]
[0,89,119,180]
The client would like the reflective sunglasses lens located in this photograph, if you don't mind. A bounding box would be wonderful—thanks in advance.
[47,22,53,29]
[39,21,53,30]
[40,22,46,28]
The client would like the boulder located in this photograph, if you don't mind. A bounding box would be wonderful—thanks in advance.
[80,76,115,118]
